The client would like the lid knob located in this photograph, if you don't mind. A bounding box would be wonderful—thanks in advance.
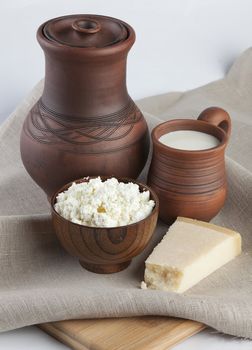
[72,18,101,34]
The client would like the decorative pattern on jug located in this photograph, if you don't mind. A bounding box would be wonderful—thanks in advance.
[24,98,143,153]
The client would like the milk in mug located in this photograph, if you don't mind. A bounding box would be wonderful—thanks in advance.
[159,130,220,151]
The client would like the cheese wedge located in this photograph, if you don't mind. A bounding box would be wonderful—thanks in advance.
[142,217,242,293]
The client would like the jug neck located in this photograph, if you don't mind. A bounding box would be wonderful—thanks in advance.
[41,52,130,118]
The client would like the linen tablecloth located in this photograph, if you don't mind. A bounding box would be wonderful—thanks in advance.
[0,48,251,338]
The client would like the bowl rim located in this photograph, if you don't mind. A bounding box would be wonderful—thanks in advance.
[50,175,159,230]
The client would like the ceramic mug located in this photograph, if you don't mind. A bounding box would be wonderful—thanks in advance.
[147,107,231,224]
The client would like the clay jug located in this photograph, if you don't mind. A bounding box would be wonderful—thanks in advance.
[147,107,231,224]
[20,15,149,197]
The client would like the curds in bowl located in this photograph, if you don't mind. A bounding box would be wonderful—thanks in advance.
[51,176,159,274]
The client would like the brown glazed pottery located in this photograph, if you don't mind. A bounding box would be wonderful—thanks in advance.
[51,176,159,274]
[148,107,231,224]
[20,15,149,197]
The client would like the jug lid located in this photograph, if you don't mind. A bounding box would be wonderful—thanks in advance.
[42,14,129,48]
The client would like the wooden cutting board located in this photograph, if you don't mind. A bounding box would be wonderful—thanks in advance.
[39,317,205,350]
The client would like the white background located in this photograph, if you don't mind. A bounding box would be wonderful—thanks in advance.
[0,0,252,349]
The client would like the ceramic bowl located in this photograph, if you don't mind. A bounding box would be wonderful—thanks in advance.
[51,176,159,274]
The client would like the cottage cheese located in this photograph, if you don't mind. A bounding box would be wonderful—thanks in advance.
[54,177,155,227]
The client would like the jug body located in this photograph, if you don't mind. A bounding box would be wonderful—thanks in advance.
[20,15,149,197]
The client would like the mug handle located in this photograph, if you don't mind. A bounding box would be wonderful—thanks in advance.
[197,107,231,139]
